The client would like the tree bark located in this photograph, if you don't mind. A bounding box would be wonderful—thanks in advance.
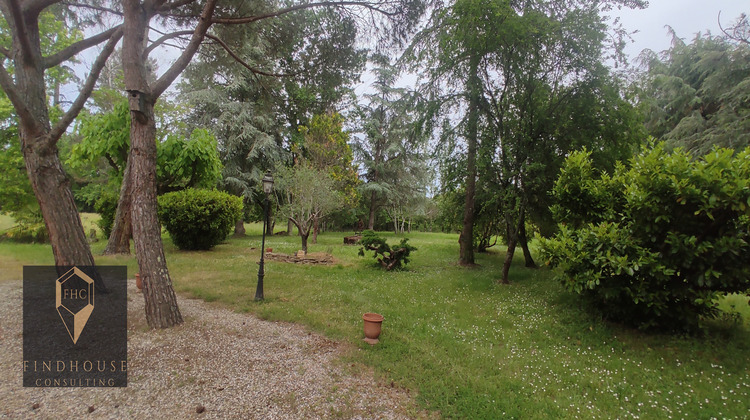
[501,207,526,284]
[123,0,182,328]
[233,217,246,236]
[23,136,97,268]
[312,216,319,244]
[518,211,537,268]
[129,99,183,328]
[287,218,294,235]
[265,204,273,235]
[300,231,309,253]
[10,9,100,278]
[104,157,133,254]
[368,191,377,230]
[500,234,516,285]
[459,55,481,265]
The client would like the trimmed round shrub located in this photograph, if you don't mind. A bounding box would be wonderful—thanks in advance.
[157,189,242,250]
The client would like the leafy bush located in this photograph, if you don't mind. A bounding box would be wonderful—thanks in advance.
[94,188,119,239]
[157,189,242,250]
[358,230,417,270]
[540,145,750,331]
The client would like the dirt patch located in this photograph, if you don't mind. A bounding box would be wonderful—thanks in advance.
[265,252,335,265]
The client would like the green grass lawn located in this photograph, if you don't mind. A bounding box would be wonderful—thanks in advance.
[1,225,749,418]
[0,213,15,233]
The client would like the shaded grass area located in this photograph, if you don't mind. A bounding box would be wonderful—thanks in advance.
[0,214,14,233]
[1,226,749,418]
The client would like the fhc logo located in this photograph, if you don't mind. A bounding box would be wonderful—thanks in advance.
[23,265,127,387]
[55,267,95,344]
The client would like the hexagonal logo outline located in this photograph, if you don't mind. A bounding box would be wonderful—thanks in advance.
[55,267,94,344]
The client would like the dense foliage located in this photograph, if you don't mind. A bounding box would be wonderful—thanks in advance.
[541,145,750,330]
[637,21,750,155]
[157,189,242,250]
[406,0,645,270]
[358,230,417,270]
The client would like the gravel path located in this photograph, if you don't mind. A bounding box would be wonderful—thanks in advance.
[0,279,421,419]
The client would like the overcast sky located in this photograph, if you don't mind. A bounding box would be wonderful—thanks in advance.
[74,2,748,103]
[354,2,749,96]
[613,1,747,60]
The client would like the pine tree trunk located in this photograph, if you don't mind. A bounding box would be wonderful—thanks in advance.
[23,137,96,269]
[129,99,183,328]
[368,191,377,230]
[265,204,273,235]
[459,55,481,266]
[287,219,294,235]
[123,0,182,328]
[13,18,99,276]
[104,157,133,254]
[233,218,246,236]
[312,216,319,244]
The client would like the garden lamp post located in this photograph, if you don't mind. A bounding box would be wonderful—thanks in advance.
[255,170,274,301]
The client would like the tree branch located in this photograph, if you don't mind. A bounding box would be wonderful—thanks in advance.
[151,0,218,98]
[61,2,123,17]
[144,30,193,56]
[156,0,198,12]
[718,11,750,45]
[204,34,298,77]
[104,153,121,173]
[22,0,62,16]
[44,26,122,69]
[49,28,123,143]
[0,62,43,133]
[8,0,36,65]
[211,1,395,25]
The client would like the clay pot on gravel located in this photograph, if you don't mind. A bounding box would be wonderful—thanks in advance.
[135,273,143,291]
[362,313,384,345]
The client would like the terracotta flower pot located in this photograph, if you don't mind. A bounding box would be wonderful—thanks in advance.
[362,312,384,345]
[135,273,143,291]
[266,248,273,253]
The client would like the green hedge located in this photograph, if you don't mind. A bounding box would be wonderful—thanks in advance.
[540,144,750,331]
[157,189,242,250]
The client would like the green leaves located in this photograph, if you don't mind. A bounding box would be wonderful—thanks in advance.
[72,100,222,194]
[639,26,750,154]
[297,112,359,206]
[157,189,242,251]
[157,128,223,192]
[358,230,417,270]
[541,144,750,330]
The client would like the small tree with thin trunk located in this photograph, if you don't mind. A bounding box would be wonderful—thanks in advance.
[276,164,342,253]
